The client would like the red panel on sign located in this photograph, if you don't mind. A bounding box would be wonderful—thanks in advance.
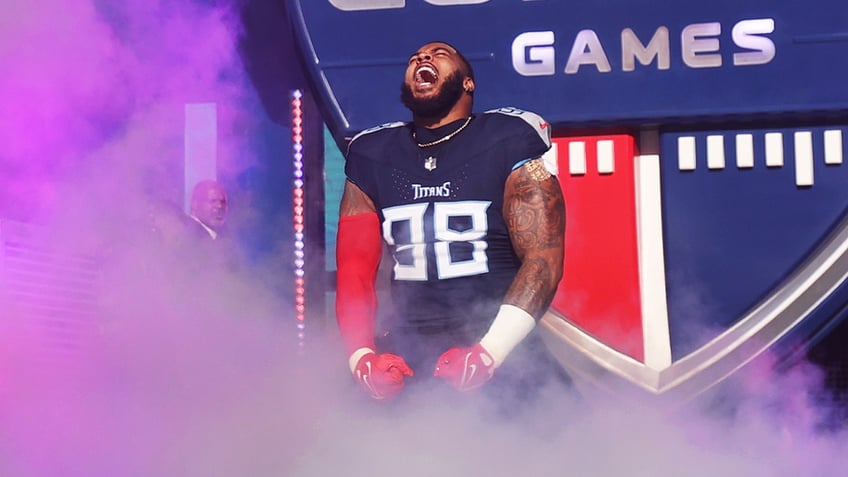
[549,135,644,361]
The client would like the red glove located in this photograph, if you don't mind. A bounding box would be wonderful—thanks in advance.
[434,305,537,392]
[351,350,414,401]
[433,343,496,392]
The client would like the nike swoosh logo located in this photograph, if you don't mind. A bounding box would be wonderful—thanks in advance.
[361,361,383,398]
[539,121,548,129]
[362,374,383,399]
[463,351,477,389]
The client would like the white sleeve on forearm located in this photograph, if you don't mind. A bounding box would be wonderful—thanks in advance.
[479,304,536,367]
[348,347,375,374]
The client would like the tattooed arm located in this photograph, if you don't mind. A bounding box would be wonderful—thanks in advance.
[502,158,566,319]
[433,158,565,391]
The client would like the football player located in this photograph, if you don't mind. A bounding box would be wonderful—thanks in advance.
[335,41,566,402]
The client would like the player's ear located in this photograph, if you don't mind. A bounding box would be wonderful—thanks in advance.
[463,78,475,95]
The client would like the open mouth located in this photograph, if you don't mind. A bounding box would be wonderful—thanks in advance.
[414,65,438,86]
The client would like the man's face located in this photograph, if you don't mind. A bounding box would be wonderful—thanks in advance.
[400,42,468,118]
[193,185,228,229]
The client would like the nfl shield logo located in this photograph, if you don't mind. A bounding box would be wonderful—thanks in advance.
[541,130,848,401]
[424,156,437,172]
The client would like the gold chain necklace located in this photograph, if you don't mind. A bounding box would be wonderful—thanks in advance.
[413,116,472,148]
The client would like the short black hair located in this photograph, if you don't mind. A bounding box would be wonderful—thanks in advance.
[433,41,475,81]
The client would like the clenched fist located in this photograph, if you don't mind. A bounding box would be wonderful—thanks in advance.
[350,350,414,400]
[433,343,496,392]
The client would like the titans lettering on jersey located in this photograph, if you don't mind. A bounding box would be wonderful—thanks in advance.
[345,107,551,337]
[412,181,452,200]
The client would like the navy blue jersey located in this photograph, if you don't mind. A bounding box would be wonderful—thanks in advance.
[345,107,552,347]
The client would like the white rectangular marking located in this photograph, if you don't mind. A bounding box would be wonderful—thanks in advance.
[569,141,587,175]
[824,130,843,165]
[678,136,696,171]
[541,142,560,175]
[597,140,615,174]
[635,152,672,370]
[706,135,725,170]
[735,134,754,169]
[794,131,814,186]
[765,132,784,167]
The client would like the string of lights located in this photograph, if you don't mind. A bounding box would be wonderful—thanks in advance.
[291,89,306,352]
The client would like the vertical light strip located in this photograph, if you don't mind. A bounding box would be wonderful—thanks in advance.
[291,90,306,351]
[184,103,218,212]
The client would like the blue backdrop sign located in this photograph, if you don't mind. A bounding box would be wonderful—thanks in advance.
[289,0,848,139]
[289,0,848,400]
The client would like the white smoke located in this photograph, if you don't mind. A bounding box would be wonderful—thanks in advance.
[0,1,846,476]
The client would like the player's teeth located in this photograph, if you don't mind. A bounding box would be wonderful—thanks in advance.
[416,66,437,83]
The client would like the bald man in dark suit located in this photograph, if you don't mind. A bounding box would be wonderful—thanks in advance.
[187,180,240,271]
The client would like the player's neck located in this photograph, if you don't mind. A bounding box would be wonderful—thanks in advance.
[413,101,472,129]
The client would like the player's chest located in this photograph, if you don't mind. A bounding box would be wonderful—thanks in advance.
[376,143,506,207]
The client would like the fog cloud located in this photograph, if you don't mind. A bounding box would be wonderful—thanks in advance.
[0,1,846,476]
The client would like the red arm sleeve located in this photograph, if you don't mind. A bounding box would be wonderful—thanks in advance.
[335,212,382,355]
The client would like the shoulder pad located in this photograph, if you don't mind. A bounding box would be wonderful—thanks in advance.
[349,121,407,143]
[483,107,551,148]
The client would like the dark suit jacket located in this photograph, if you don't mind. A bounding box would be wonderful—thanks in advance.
[185,217,241,273]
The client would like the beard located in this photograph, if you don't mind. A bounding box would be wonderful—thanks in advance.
[400,71,465,119]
